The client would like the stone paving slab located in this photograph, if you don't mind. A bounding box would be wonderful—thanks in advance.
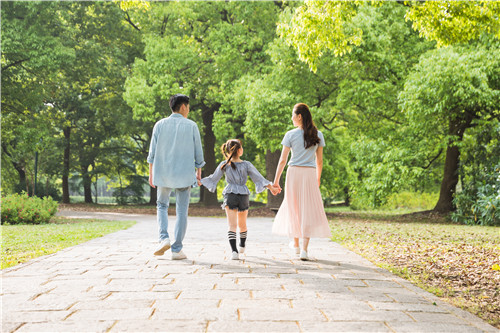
[1,211,498,333]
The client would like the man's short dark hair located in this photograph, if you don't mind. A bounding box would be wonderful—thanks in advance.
[169,94,190,112]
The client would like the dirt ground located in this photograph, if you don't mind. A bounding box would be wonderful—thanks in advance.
[58,202,278,218]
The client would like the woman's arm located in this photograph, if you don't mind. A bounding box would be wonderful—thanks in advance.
[316,146,323,187]
[273,146,291,190]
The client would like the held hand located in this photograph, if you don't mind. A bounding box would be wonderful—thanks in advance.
[269,185,280,196]
[196,169,202,181]
[197,180,202,186]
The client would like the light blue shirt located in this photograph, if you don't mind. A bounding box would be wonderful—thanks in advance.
[282,128,325,167]
[147,113,205,188]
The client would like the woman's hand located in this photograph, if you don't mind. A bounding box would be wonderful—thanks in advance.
[268,184,280,196]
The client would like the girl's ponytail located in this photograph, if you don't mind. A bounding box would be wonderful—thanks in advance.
[221,139,242,170]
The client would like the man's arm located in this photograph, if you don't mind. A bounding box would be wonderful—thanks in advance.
[149,163,155,188]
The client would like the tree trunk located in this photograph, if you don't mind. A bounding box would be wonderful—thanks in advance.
[14,162,27,193]
[200,104,219,206]
[266,149,284,208]
[433,144,460,213]
[2,143,28,193]
[62,127,71,203]
[81,165,93,204]
[433,118,471,214]
[343,186,350,206]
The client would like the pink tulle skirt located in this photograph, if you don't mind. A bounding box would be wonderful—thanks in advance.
[272,166,332,238]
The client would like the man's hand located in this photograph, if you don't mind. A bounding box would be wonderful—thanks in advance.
[196,168,202,182]
[149,174,155,188]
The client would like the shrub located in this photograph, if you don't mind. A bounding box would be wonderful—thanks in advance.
[1,193,58,225]
[452,164,500,226]
[112,175,147,205]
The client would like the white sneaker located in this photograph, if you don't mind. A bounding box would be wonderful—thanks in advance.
[154,239,171,256]
[289,241,300,255]
[231,251,239,260]
[171,250,187,260]
[239,246,245,254]
[300,250,309,261]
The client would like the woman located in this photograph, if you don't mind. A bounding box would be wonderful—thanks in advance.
[272,103,331,260]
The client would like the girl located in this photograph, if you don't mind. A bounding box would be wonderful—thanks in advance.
[272,103,331,260]
[201,139,279,260]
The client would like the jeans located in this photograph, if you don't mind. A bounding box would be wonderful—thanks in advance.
[157,186,191,253]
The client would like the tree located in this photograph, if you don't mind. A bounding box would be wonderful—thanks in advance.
[278,0,500,71]
[124,1,280,206]
[45,2,142,203]
[278,1,500,212]
[1,1,75,195]
[399,43,500,213]
[266,3,437,208]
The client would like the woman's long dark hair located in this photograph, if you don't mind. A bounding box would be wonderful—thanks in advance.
[220,139,242,170]
[294,103,320,149]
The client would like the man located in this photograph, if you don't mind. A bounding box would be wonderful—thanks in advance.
[147,94,205,260]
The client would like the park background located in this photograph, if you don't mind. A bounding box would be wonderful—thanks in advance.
[2,1,499,223]
[1,0,499,328]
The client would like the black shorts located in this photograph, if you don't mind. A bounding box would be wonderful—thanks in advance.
[222,193,250,212]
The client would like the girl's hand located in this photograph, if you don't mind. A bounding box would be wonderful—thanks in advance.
[272,184,281,195]
[267,185,277,196]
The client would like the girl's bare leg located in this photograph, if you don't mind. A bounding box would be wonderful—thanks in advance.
[225,207,238,232]
[294,238,300,248]
[237,210,248,232]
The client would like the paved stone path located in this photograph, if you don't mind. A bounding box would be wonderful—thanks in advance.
[2,211,498,333]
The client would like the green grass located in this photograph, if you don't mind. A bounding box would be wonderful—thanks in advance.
[1,216,136,269]
[324,205,430,215]
[329,216,500,328]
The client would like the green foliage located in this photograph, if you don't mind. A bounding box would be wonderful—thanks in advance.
[243,78,295,152]
[452,172,500,227]
[278,0,499,71]
[405,1,500,48]
[399,45,500,136]
[277,0,367,72]
[384,191,439,210]
[451,121,500,226]
[1,193,58,225]
[112,175,147,205]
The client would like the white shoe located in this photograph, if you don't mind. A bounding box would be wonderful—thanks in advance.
[154,239,171,256]
[231,251,239,260]
[172,250,187,260]
[289,241,300,255]
[300,250,309,261]
[239,246,245,254]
